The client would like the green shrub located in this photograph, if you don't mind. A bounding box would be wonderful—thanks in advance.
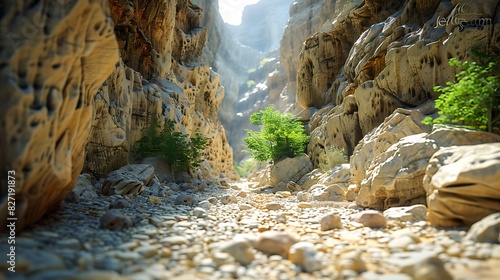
[319,146,348,172]
[135,120,208,175]
[246,80,256,88]
[243,106,309,164]
[234,158,258,178]
[423,57,500,132]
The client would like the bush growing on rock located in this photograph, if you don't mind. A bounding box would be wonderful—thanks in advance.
[243,106,309,164]
[319,146,348,172]
[135,120,208,176]
[423,57,500,133]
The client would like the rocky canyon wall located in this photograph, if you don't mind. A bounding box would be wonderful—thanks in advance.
[300,0,500,166]
[1,0,238,231]
[84,0,238,180]
[0,0,118,230]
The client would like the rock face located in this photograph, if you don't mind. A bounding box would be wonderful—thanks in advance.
[84,0,238,180]
[305,0,500,163]
[352,104,500,211]
[227,0,293,52]
[281,0,359,97]
[0,0,118,230]
[424,143,500,227]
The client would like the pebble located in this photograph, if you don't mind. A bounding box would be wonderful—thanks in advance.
[320,213,342,231]
[276,191,291,197]
[193,207,207,218]
[352,210,387,228]
[9,181,497,279]
[288,241,322,272]
[109,198,131,209]
[239,204,253,210]
[463,212,500,244]
[100,209,133,230]
[254,231,299,257]
[265,203,282,210]
[174,194,195,206]
[219,238,255,265]
[221,194,238,204]
[383,204,428,222]
[296,191,309,202]
[298,202,312,208]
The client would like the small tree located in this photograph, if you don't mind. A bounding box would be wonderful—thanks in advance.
[135,120,208,178]
[423,57,500,132]
[243,106,309,164]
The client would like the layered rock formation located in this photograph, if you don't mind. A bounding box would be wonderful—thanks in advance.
[303,0,500,165]
[280,0,360,99]
[351,102,500,211]
[1,0,238,231]
[0,0,118,230]
[84,0,238,180]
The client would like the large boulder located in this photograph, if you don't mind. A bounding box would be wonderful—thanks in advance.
[0,0,118,231]
[269,155,313,186]
[353,104,500,210]
[424,143,500,227]
[101,164,158,196]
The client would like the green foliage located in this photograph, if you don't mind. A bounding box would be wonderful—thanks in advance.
[234,158,258,178]
[246,80,256,88]
[259,57,272,68]
[135,120,208,172]
[247,68,256,74]
[319,146,348,172]
[423,57,500,132]
[243,106,310,164]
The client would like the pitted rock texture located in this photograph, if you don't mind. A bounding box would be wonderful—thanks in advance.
[352,104,500,211]
[84,0,238,180]
[281,0,359,97]
[424,143,500,227]
[0,0,118,231]
[305,0,500,164]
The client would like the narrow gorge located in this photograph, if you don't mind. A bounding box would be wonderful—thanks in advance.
[1,0,499,279]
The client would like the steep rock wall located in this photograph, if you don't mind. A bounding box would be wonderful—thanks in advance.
[0,0,118,230]
[84,0,238,180]
[304,0,500,166]
[281,0,360,98]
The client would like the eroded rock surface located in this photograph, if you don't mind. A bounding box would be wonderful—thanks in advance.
[0,0,118,230]
[352,104,500,210]
[305,0,500,164]
[85,0,237,180]
[424,143,500,227]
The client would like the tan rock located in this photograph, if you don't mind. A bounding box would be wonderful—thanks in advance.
[288,242,322,272]
[269,155,313,186]
[352,210,387,228]
[254,231,300,258]
[463,213,500,244]
[219,239,255,265]
[0,0,118,231]
[425,143,500,227]
[305,0,500,166]
[309,184,346,202]
[383,205,428,223]
[265,203,283,211]
[354,107,500,210]
[101,164,157,196]
[320,213,342,231]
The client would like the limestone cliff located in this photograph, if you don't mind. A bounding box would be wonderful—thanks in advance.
[0,0,238,231]
[84,0,238,180]
[302,0,500,166]
[281,0,360,100]
[0,0,118,230]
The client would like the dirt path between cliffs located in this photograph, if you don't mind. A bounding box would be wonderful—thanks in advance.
[1,180,499,279]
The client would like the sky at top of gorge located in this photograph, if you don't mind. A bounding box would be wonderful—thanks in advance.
[219,0,261,25]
